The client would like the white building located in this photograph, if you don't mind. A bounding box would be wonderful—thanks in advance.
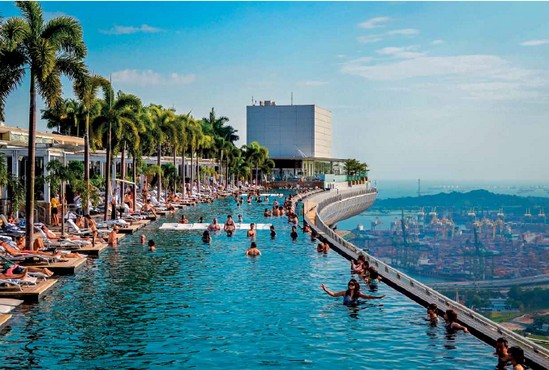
[246,101,340,178]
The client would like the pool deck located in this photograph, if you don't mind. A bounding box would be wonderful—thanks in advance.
[0,314,11,329]
[23,257,87,276]
[78,243,109,256]
[0,279,58,303]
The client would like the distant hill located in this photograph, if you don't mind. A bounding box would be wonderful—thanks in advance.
[372,189,549,213]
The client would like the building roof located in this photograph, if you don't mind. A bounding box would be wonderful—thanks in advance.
[0,124,84,147]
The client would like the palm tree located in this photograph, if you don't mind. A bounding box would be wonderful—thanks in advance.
[203,107,239,144]
[243,141,269,185]
[0,2,86,249]
[73,73,110,214]
[148,105,176,199]
[91,90,141,220]
[173,113,191,196]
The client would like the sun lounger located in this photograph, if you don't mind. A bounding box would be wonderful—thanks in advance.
[66,219,93,236]
[0,279,23,291]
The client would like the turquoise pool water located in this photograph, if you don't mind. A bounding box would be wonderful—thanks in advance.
[0,194,497,369]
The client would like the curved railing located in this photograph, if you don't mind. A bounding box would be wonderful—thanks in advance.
[297,190,549,370]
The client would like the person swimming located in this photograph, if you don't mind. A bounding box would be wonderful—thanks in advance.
[321,279,385,306]
[202,230,212,243]
[245,241,261,257]
[270,225,276,238]
[148,239,156,252]
[444,309,468,333]
[290,226,298,241]
[426,303,439,326]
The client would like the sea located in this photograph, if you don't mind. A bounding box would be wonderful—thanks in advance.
[373,179,549,200]
[337,179,549,232]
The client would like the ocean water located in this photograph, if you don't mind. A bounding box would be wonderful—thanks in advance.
[0,194,497,369]
[373,179,549,200]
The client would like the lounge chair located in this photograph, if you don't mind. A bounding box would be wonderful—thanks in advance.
[0,279,23,291]
[34,225,90,250]
[66,219,93,236]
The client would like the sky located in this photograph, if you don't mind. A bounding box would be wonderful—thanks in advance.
[1,1,549,182]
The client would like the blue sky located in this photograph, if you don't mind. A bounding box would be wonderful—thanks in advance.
[2,2,549,182]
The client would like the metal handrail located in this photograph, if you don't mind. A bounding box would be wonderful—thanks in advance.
[295,190,549,368]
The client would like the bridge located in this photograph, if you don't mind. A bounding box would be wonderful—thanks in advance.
[295,187,549,370]
[430,274,549,290]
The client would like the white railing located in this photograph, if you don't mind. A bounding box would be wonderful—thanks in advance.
[296,190,549,369]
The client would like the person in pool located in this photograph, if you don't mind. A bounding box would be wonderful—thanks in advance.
[443,309,468,333]
[270,225,276,238]
[202,230,212,243]
[321,279,385,305]
[148,239,156,251]
[208,218,221,231]
[508,346,525,370]
[426,303,439,326]
[495,337,510,370]
[290,226,298,241]
[224,215,236,233]
[245,241,261,257]
[247,223,256,238]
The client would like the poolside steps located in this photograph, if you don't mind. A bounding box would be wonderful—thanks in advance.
[118,221,149,234]
[0,279,58,303]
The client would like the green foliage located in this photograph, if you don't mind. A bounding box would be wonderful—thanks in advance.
[508,287,549,311]
[343,158,369,176]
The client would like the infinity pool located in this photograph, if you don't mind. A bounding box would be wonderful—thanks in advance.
[0,193,497,369]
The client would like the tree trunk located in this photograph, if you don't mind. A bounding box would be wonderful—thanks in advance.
[181,147,186,198]
[196,153,200,195]
[103,122,112,221]
[157,143,162,203]
[132,156,137,212]
[25,70,36,251]
[190,149,194,195]
[120,143,126,201]
[173,148,177,193]
[84,111,90,214]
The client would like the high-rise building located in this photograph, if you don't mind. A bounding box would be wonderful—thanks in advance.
[246,101,339,179]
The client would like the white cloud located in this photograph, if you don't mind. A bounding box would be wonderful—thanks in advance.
[342,55,512,81]
[357,35,384,44]
[376,46,424,59]
[358,17,391,29]
[520,39,549,46]
[101,24,162,35]
[297,80,328,87]
[341,53,549,101]
[431,39,444,45]
[111,69,195,86]
[335,54,346,59]
[386,28,419,36]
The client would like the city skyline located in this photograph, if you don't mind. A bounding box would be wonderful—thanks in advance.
[1,2,549,182]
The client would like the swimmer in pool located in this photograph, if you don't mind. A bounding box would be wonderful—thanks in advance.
[245,241,261,257]
[321,279,385,305]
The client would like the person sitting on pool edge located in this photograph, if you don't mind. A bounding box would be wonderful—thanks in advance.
[321,279,385,306]
[245,242,261,257]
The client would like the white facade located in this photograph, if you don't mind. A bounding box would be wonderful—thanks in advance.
[246,103,332,158]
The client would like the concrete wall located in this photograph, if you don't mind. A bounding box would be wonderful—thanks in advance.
[246,104,332,158]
